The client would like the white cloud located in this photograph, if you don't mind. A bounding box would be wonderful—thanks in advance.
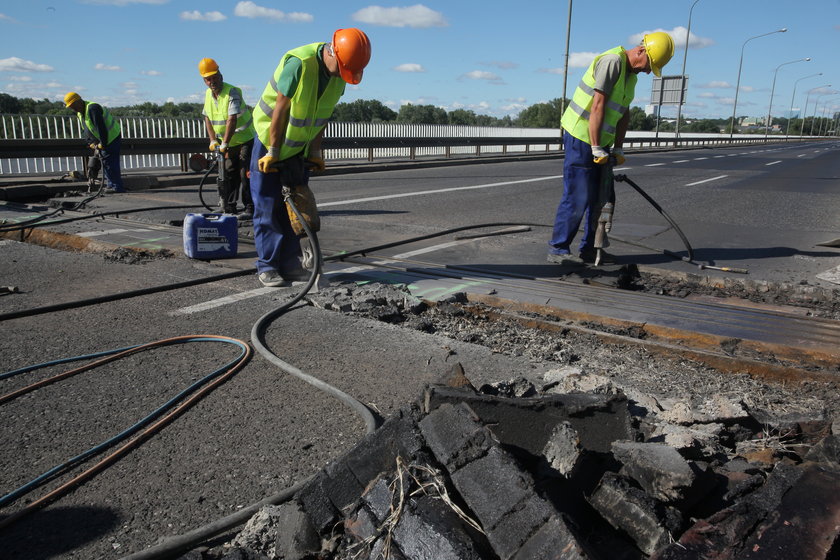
[81,0,169,5]
[1,13,18,23]
[700,81,731,89]
[140,70,162,76]
[95,63,122,71]
[9,75,33,82]
[482,61,518,70]
[0,57,54,72]
[631,27,714,50]
[394,63,425,73]
[234,1,313,22]
[537,67,564,75]
[460,70,504,84]
[352,4,447,28]
[180,10,227,22]
[569,52,599,68]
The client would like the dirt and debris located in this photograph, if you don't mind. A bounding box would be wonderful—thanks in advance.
[631,269,840,320]
[102,247,175,264]
[169,282,840,559]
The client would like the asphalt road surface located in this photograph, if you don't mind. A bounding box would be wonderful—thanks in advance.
[1,140,839,558]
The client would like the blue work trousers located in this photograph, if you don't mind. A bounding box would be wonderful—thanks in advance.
[249,137,304,274]
[101,136,123,191]
[549,131,603,255]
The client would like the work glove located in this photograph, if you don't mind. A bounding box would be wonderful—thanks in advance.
[612,147,626,165]
[306,156,325,173]
[258,146,280,173]
[218,142,228,154]
[592,145,609,165]
[209,139,220,152]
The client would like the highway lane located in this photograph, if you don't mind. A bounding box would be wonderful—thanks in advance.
[307,140,840,285]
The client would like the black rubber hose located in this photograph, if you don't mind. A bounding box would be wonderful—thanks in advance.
[121,189,378,560]
[614,173,694,261]
[197,158,218,213]
[0,268,253,322]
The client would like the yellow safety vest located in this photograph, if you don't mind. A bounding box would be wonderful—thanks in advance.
[561,47,637,147]
[203,83,255,147]
[253,43,345,159]
[79,101,120,145]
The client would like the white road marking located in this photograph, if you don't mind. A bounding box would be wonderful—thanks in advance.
[694,157,709,160]
[319,175,563,207]
[169,287,277,315]
[765,160,782,166]
[713,155,725,158]
[77,228,151,237]
[645,163,666,167]
[674,160,690,163]
[685,175,728,186]
[798,154,807,157]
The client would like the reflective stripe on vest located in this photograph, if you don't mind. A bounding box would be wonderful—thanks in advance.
[203,83,255,147]
[253,43,345,159]
[79,101,120,145]
[560,47,637,147]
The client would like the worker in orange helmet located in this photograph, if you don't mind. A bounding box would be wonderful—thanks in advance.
[548,31,674,266]
[250,28,371,287]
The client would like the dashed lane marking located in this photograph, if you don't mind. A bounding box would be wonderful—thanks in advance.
[685,175,728,186]
[318,175,563,207]
[77,228,152,238]
[766,160,782,166]
[169,287,277,315]
[645,163,666,167]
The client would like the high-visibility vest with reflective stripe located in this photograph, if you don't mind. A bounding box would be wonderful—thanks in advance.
[253,43,345,159]
[203,83,255,148]
[79,101,120,145]
[561,47,637,147]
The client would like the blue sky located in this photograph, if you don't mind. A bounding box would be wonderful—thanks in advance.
[2,0,839,122]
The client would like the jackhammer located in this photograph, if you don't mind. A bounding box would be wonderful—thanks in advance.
[591,155,616,266]
[85,147,106,194]
[198,146,227,213]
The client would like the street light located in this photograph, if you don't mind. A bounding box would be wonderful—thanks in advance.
[764,57,810,140]
[811,93,837,135]
[786,72,822,138]
[729,28,787,141]
[818,99,838,136]
[803,85,832,136]
[675,0,702,141]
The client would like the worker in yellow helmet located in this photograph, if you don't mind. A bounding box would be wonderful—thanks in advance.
[250,28,371,287]
[198,58,256,217]
[64,92,124,192]
[548,31,674,266]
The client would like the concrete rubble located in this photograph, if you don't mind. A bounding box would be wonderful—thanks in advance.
[184,369,839,560]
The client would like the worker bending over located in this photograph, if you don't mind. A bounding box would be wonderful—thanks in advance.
[548,32,674,266]
[64,92,124,193]
[250,28,371,287]
[199,58,256,217]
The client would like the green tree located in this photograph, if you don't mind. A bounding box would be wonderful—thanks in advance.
[396,103,448,124]
[0,93,22,113]
[515,98,564,128]
[332,99,397,122]
[628,106,656,131]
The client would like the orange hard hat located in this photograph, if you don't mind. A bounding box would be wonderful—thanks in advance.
[198,58,219,77]
[332,28,371,85]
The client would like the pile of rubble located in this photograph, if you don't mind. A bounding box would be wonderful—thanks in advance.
[188,367,839,560]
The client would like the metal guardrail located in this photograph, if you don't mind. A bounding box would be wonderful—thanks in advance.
[0,129,812,176]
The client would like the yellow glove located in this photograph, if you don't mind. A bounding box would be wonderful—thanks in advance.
[592,145,609,165]
[89,142,100,150]
[306,156,325,173]
[209,140,220,152]
[218,142,228,154]
[258,147,280,173]
[612,147,626,165]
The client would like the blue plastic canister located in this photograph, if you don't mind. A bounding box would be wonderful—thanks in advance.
[183,213,238,259]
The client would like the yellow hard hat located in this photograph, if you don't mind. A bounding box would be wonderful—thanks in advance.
[64,91,81,107]
[198,58,219,77]
[643,31,675,77]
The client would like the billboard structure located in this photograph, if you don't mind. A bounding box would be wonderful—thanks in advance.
[649,75,688,137]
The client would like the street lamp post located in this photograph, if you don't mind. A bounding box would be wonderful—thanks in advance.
[764,58,810,140]
[803,85,832,136]
[811,94,837,136]
[786,72,822,138]
[675,0,702,143]
[729,28,787,141]
[818,100,837,136]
